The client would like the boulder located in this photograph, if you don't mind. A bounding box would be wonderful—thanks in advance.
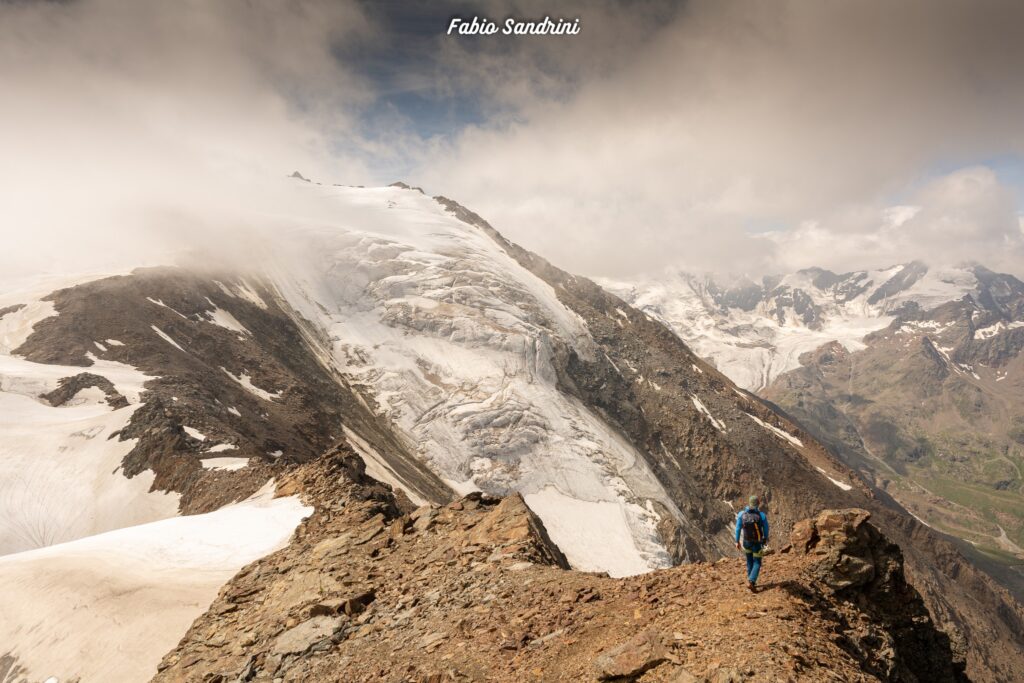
[271,616,345,656]
[594,630,668,680]
[790,508,883,591]
[789,518,818,554]
[467,494,569,568]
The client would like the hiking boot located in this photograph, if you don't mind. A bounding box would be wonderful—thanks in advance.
[747,580,756,593]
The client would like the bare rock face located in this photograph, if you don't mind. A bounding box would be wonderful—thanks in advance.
[794,509,967,682]
[271,616,346,656]
[799,508,879,591]
[41,371,128,409]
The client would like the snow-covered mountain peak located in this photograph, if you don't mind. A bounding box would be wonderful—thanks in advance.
[265,184,673,574]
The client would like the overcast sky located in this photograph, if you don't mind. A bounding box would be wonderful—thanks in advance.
[2,0,1023,281]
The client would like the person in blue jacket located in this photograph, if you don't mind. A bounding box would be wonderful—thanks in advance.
[734,494,769,592]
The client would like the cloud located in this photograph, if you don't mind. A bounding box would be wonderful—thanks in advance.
[768,167,1024,275]
[0,0,378,283]
[2,0,1023,284]
[408,0,1024,278]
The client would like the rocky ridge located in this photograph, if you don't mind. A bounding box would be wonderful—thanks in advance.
[154,451,964,683]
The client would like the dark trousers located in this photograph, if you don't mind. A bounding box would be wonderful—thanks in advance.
[743,541,764,583]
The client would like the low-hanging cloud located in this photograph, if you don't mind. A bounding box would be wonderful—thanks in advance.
[0,0,380,286]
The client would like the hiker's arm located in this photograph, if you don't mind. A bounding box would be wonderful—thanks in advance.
[734,511,742,544]
[762,512,769,542]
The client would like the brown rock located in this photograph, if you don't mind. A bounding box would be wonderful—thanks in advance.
[671,668,703,683]
[270,616,344,656]
[790,519,818,554]
[594,630,668,680]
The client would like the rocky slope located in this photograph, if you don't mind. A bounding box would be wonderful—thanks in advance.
[0,184,1021,681]
[154,451,965,683]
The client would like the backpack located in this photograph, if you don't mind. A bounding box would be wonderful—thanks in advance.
[741,508,763,543]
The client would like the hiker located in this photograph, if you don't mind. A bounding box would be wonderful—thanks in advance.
[734,495,769,592]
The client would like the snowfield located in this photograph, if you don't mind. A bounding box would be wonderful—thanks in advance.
[268,184,680,574]
[0,279,308,682]
[0,288,180,556]
[524,486,666,577]
[0,484,310,682]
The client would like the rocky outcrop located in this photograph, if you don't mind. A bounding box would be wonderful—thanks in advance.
[790,509,966,682]
[41,371,128,408]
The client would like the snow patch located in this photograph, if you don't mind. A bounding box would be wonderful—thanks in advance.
[203,299,251,336]
[235,279,268,309]
[974,320,1024,340]
[200,457,248,470]
[690,395,726,432]
[145,297,188,319]
[523,486,668,577]
[0,300,57,354]
[0,485,308,682]
[745,413,803,447]
[205,443,237,453]
[227,406,241,417]
[151,325,186,353]
[214,280,236,298]
[183,426,206,441]
[815,466,853,491]
[221,367,281,401]
[105,338,125,347]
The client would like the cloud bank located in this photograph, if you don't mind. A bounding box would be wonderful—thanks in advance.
[0,0,376,284]
[411,0,1024,278]
[2,0,1023,283]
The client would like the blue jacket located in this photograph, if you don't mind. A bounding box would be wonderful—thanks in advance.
[734,506,769,544]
